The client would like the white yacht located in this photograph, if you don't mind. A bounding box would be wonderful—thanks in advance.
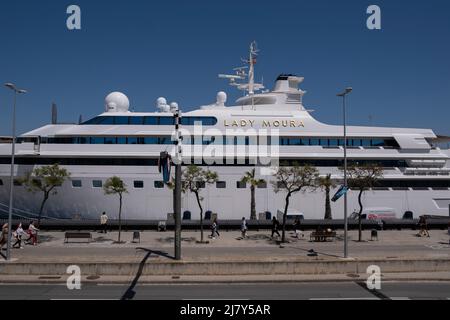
[1,43,449,221]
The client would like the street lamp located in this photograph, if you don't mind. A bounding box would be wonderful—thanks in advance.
[337,87,352,258]
[4,82,27,261]
[170,102,182,261]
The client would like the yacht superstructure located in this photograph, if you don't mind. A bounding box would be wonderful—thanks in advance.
[0,43,449,220]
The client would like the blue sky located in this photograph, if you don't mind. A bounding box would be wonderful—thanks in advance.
[0,0,449,135]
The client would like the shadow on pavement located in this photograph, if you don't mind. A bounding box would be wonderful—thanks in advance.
[121,247,173,300]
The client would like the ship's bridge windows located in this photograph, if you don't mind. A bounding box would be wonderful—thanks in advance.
[82,116,217,126]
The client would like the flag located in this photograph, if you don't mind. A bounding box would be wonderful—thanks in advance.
[331,185,349,202]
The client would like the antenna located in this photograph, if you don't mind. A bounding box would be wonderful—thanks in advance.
[218,41,264,96]
[51,102,57,124]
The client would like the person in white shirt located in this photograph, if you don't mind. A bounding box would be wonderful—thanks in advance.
[100,212,108,234]
[13,223,26,249]
[27,221,39,246]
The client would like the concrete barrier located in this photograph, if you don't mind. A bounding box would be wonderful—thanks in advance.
[1,258,449,276]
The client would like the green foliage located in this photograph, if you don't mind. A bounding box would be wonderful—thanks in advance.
[22,164,70,196]
[181,165,218,195]
[347,163,383,190]
[241,168,266,187]
[103,176,128,195]
[272,163,319,195]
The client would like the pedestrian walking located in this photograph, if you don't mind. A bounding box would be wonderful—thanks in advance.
[12,223,26,249]
[100,211,108,234]
[417,215,430,237]
[240,217,248,239]
[26,221,39,246]
[210,218,220,239]
[0,223,9,249]
[293,217,303,239]
[271,217,281,238]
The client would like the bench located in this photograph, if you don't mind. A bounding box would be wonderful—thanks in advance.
[310,231,336,242]
[64,232,92,243]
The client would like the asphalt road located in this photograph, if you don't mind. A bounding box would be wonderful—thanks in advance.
[0,282,449,300]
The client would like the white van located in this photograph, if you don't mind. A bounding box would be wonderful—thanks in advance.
[363,207,397,220]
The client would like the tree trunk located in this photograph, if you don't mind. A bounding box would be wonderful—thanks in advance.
[324,186,332,220]
[118,193,122,243]
[250,185,256,220]
[358,189,364,242]
[38,192,49,225]
[195,191,204,243]
[282,193,291,243]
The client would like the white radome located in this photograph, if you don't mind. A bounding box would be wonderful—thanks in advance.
[105,92,130,112]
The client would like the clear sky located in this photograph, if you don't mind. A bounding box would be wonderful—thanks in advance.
[0,0,449,136]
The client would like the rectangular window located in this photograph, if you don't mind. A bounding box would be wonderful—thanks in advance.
[92,180,102,188]
[129,117,143,125]
[72,180,82,188]
[216,181,226,188]
[0,179,3,186]
[134,180,144,188]
[236,181,246,189]
[104,137,116,144]
[329,139,338,146]
[128,137,138,144]
[143,116,158,125]
[159,117,174,125]
[154,181,164,189]
[117,137,127,144]
[114,117,129,125]
[90,137,105,144]
[257,181,267,188]
[144,137,158,144]
[277,181,286,189]
[196,181,206,189]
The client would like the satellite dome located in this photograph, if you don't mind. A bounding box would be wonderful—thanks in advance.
[156,97,170,112]
[216,91,227,106]
[105,92,130,113]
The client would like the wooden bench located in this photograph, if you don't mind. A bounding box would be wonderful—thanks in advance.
[64,232,92,243]
[310,231,336,242]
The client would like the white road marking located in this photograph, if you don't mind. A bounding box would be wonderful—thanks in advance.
[309,297,379,300]
[390,297,410,300]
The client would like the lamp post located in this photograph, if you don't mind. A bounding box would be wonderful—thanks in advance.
[4,83,27,261]
[337,87,352,258]
[171,102,182,260]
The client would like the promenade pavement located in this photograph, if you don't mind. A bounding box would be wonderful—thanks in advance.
[1,229,449,263]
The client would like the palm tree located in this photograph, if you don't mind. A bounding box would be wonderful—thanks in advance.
[241,169,266,220]
[318,174,336,220]
[103,176,128,243]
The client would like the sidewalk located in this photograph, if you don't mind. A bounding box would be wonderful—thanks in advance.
[1,229,449,281]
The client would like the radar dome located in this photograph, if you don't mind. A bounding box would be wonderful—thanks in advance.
[216,91,227,106]
[156,97,170,112]
[105,92,130,113]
